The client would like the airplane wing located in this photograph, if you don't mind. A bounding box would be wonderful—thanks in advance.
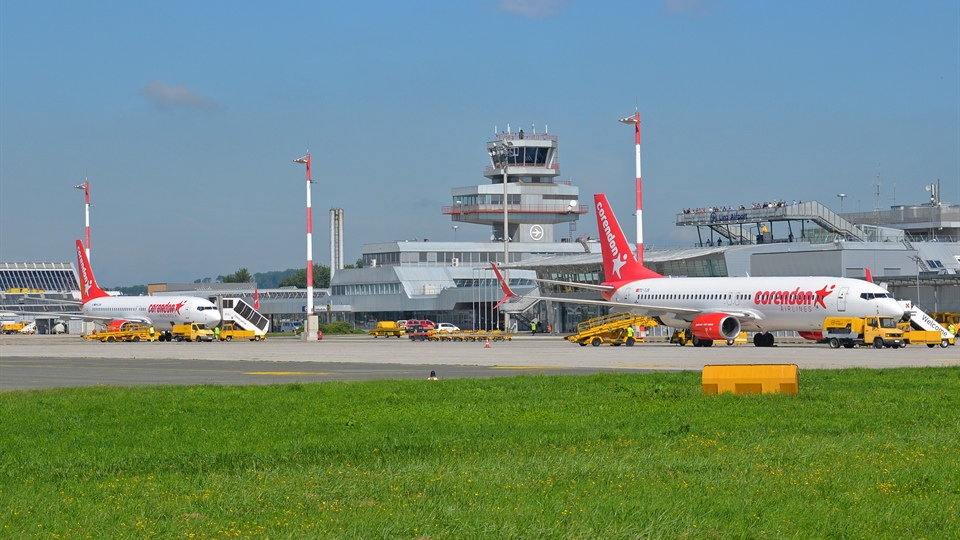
[9,296,83,306]
[491,263,764,324]
[531,278,616,293]
[1,306,151,325]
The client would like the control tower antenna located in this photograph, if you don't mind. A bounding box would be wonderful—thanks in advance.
[619,108,643,251]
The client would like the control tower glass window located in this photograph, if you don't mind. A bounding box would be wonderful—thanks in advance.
[507,147,549,166]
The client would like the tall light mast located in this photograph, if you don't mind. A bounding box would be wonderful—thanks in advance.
[293,152,316,339]
[619,111,643,249]
[73,180,91,262]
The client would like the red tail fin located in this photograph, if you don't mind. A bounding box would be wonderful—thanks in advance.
[76,240,108,302]
[864,268,873,283]
[594,194,661,284]
[490,263,518,309]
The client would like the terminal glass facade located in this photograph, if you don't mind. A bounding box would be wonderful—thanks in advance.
[0,264,79,292]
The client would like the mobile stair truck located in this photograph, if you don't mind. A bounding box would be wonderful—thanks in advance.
[822,316,903,349]
[898,301,955,348]
[217,322,263,341]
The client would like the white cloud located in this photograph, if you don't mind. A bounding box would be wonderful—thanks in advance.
[498,0,568,19]
[663,0,716,17]
[138,80,216,109]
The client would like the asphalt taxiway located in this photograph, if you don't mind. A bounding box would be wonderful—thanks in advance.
[2,334,957,391]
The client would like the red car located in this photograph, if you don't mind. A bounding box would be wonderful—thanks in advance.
[405,320,436,340]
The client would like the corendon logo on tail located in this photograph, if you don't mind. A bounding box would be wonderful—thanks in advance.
[77,243,93,298]
[596,200,628,279]
[753,284,836,311]
[148,300,189,315]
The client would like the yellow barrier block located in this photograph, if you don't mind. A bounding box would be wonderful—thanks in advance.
[702,364,799,395]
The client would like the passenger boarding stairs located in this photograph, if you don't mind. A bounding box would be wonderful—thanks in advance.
[212,297,271,336]
[900,301,952,339]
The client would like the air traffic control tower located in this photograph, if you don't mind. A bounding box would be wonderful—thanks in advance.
[443,126,588,243]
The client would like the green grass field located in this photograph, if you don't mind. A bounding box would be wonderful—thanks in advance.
[2,367,958,539]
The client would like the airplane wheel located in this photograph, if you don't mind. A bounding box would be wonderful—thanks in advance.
[591,337,602,347]
[828,338,840,349]
[753,333,764,347]
[873,337,884,349]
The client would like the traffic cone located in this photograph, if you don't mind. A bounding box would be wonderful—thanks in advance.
[485,337,490,348]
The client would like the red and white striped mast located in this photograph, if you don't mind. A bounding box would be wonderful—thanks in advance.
[293,152,315,323]
[73,180,91,262]
[618,110,643,250]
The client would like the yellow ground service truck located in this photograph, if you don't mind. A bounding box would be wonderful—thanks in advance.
[367,320,405,338]
[823,316,903,349]
[83,322,155,342]
[218,322,262,341]
[897,323,954,348]
[2,321,28,334]
[171,323,215,342]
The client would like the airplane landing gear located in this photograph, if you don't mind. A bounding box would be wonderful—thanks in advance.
[753,332,775,347]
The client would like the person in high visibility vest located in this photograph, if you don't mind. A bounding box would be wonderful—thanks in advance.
[149,326,156,342]
[626,325,634,341]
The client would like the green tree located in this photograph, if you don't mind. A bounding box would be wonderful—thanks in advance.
[278,264,331,288]
[222,268,253,283]
[111,284,147,296]
[253,269,300,288]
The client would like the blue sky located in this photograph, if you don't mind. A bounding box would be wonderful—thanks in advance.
[1,0,957,286]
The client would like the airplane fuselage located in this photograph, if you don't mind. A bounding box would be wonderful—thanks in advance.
[81,296,221,330]
[608,275,903,332]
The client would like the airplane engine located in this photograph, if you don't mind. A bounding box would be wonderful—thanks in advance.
[106,319,130,332]
[690,313,741,341]
[798,331,823,341]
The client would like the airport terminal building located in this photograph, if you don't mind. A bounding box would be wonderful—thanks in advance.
[3,129,958,334]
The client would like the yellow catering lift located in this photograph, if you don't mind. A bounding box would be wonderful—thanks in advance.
[565,313,658,347]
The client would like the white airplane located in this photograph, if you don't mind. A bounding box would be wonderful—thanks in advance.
[493,194,904,347]
[75,240,221,333]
